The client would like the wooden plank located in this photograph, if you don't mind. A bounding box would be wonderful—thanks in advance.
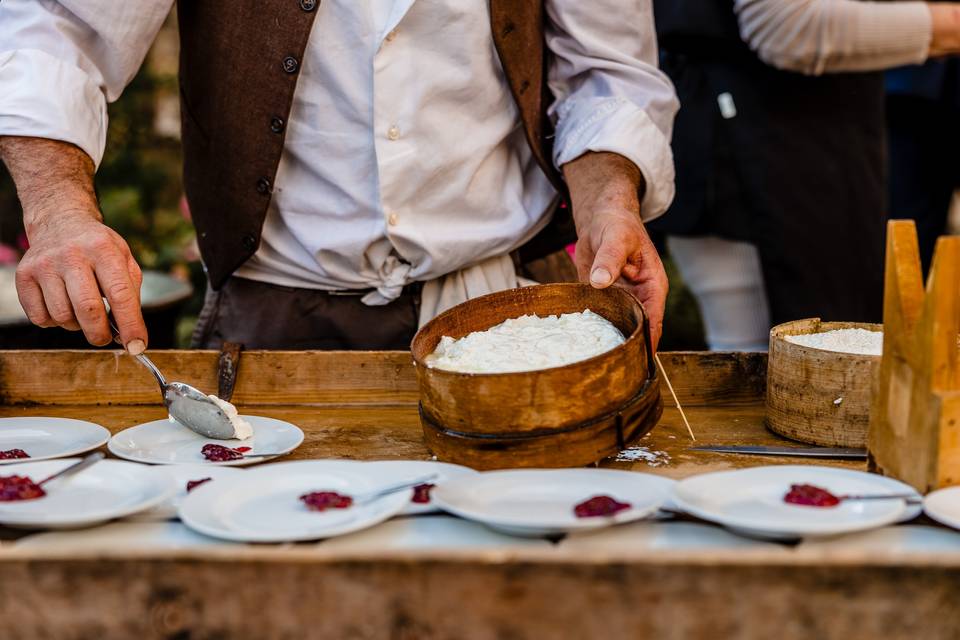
[0,350,767,407]
[0,558,956,639]
[0,350,420,406]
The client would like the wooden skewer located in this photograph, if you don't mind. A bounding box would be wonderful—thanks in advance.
[654,353,696,441]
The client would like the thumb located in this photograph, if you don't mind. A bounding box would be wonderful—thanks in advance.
[589,230,629,288]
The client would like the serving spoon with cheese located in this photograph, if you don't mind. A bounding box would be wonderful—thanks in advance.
[108,315,242,440]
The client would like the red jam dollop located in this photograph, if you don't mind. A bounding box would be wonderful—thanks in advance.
[300,491,353,512]
[574,495,631,518]
[186,477,213,493]
[411,483,435,504]
[0,449,29,460]
[0,475,45,501]
[201,444,247,462]
[784,483,841,507]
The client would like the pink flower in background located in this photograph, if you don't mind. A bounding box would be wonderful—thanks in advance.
[0,244,19,266]
[566,243,576,259]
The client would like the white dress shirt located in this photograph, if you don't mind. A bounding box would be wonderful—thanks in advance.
[0,0,677,306]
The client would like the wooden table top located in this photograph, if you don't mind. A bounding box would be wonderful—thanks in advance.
[0,350,953,640]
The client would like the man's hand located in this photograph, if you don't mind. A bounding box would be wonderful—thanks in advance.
[0,137,147,353]
[563,152,668,351]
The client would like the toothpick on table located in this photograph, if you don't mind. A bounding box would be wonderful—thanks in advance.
[654,353,696,441]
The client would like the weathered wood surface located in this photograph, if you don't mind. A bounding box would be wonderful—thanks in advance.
[1,555,958,640]
[0,348,953,640]
[0,350,763,408]
[767,318,881,448]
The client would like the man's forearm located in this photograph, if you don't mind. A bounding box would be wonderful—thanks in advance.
[0,137,101,232]
[563,151,646,229]
[930,4,960,57]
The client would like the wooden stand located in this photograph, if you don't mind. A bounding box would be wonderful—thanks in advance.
[868,220,960,492]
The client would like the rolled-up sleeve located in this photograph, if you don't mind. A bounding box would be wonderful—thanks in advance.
[0,0,173,167]
[546,0,679,221]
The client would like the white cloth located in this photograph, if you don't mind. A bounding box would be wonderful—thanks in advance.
[734,0,932,75]
[0,0,677,319]
[667,236,771,352]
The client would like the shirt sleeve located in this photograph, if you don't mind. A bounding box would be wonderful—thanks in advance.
[546,0,679,221]
[0,0,174,167]
[734,0,932,75]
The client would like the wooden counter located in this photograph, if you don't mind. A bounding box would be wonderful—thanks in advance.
[0,350,954,640]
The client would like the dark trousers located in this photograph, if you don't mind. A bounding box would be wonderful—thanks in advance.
[887,95,960,274]
[191,277,420,350]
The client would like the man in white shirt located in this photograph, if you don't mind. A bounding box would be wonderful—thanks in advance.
[0,0,677,352]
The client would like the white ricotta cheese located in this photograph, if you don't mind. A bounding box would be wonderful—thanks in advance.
[785,328,883,356]
[425,309,625,374]
[207,395,254,440]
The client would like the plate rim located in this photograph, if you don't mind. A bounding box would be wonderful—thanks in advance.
[431,468,669,531]
[923,486,960,530]
[0,458,177,526]
[671,465,911,536]
[178,464,411,542]
[107,416,305,466]
[0,417,111,464]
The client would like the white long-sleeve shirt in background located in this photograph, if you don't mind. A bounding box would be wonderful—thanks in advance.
[0,0,678,306]
[734,0,933,75]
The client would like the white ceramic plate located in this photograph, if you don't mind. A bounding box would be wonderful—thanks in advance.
[179,459,409,543]
[363,460,477,515]
[0,417,110,464]
[431,468,668,537]
[672,465,914,540]
[0,458,176,529]
[108,416,304,466]
[923,486,960,531]
[126,464,246,521]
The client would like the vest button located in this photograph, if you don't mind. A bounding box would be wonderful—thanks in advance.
[256,177,272,194]
[299,0,318,11]
[282,56,300,74]
[242,234,258,251]
[270,117,285,134]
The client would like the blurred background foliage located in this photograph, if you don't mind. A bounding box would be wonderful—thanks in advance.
[0,14,705,350]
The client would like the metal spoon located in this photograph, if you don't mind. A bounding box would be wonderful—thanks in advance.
[352,474,438,505]
[37,452,105,487]
[108,317,238,440]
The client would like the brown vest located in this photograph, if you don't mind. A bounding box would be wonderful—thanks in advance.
[177,0,573,289]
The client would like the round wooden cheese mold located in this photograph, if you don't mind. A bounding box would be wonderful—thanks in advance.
[411,283,663,470]
[766,318,882,448]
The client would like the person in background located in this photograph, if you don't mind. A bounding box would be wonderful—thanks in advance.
[652,0,960,352]
[886,56,960,274]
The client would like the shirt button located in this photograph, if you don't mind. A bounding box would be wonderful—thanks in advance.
[385,29,398,42]
[387,212,399,226]
[256,177,272,194]
[299,0,318,11]
[270,117,285,134]
[282,56,300,74]
[387,125,401,141]
[241,234,258,251]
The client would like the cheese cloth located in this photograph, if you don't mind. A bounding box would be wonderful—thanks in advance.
[417,253,538,327]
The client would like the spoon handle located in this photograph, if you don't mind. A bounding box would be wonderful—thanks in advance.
[355,474,438,505]
[841,493,920,502]
[37,452,105,487]
[107,313,168,389]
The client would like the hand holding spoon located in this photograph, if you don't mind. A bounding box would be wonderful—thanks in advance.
[108,316,239,440]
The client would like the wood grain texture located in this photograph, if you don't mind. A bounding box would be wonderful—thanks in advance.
[766,318,881,448]
[0,558,957,640]
[869,221,960,491]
